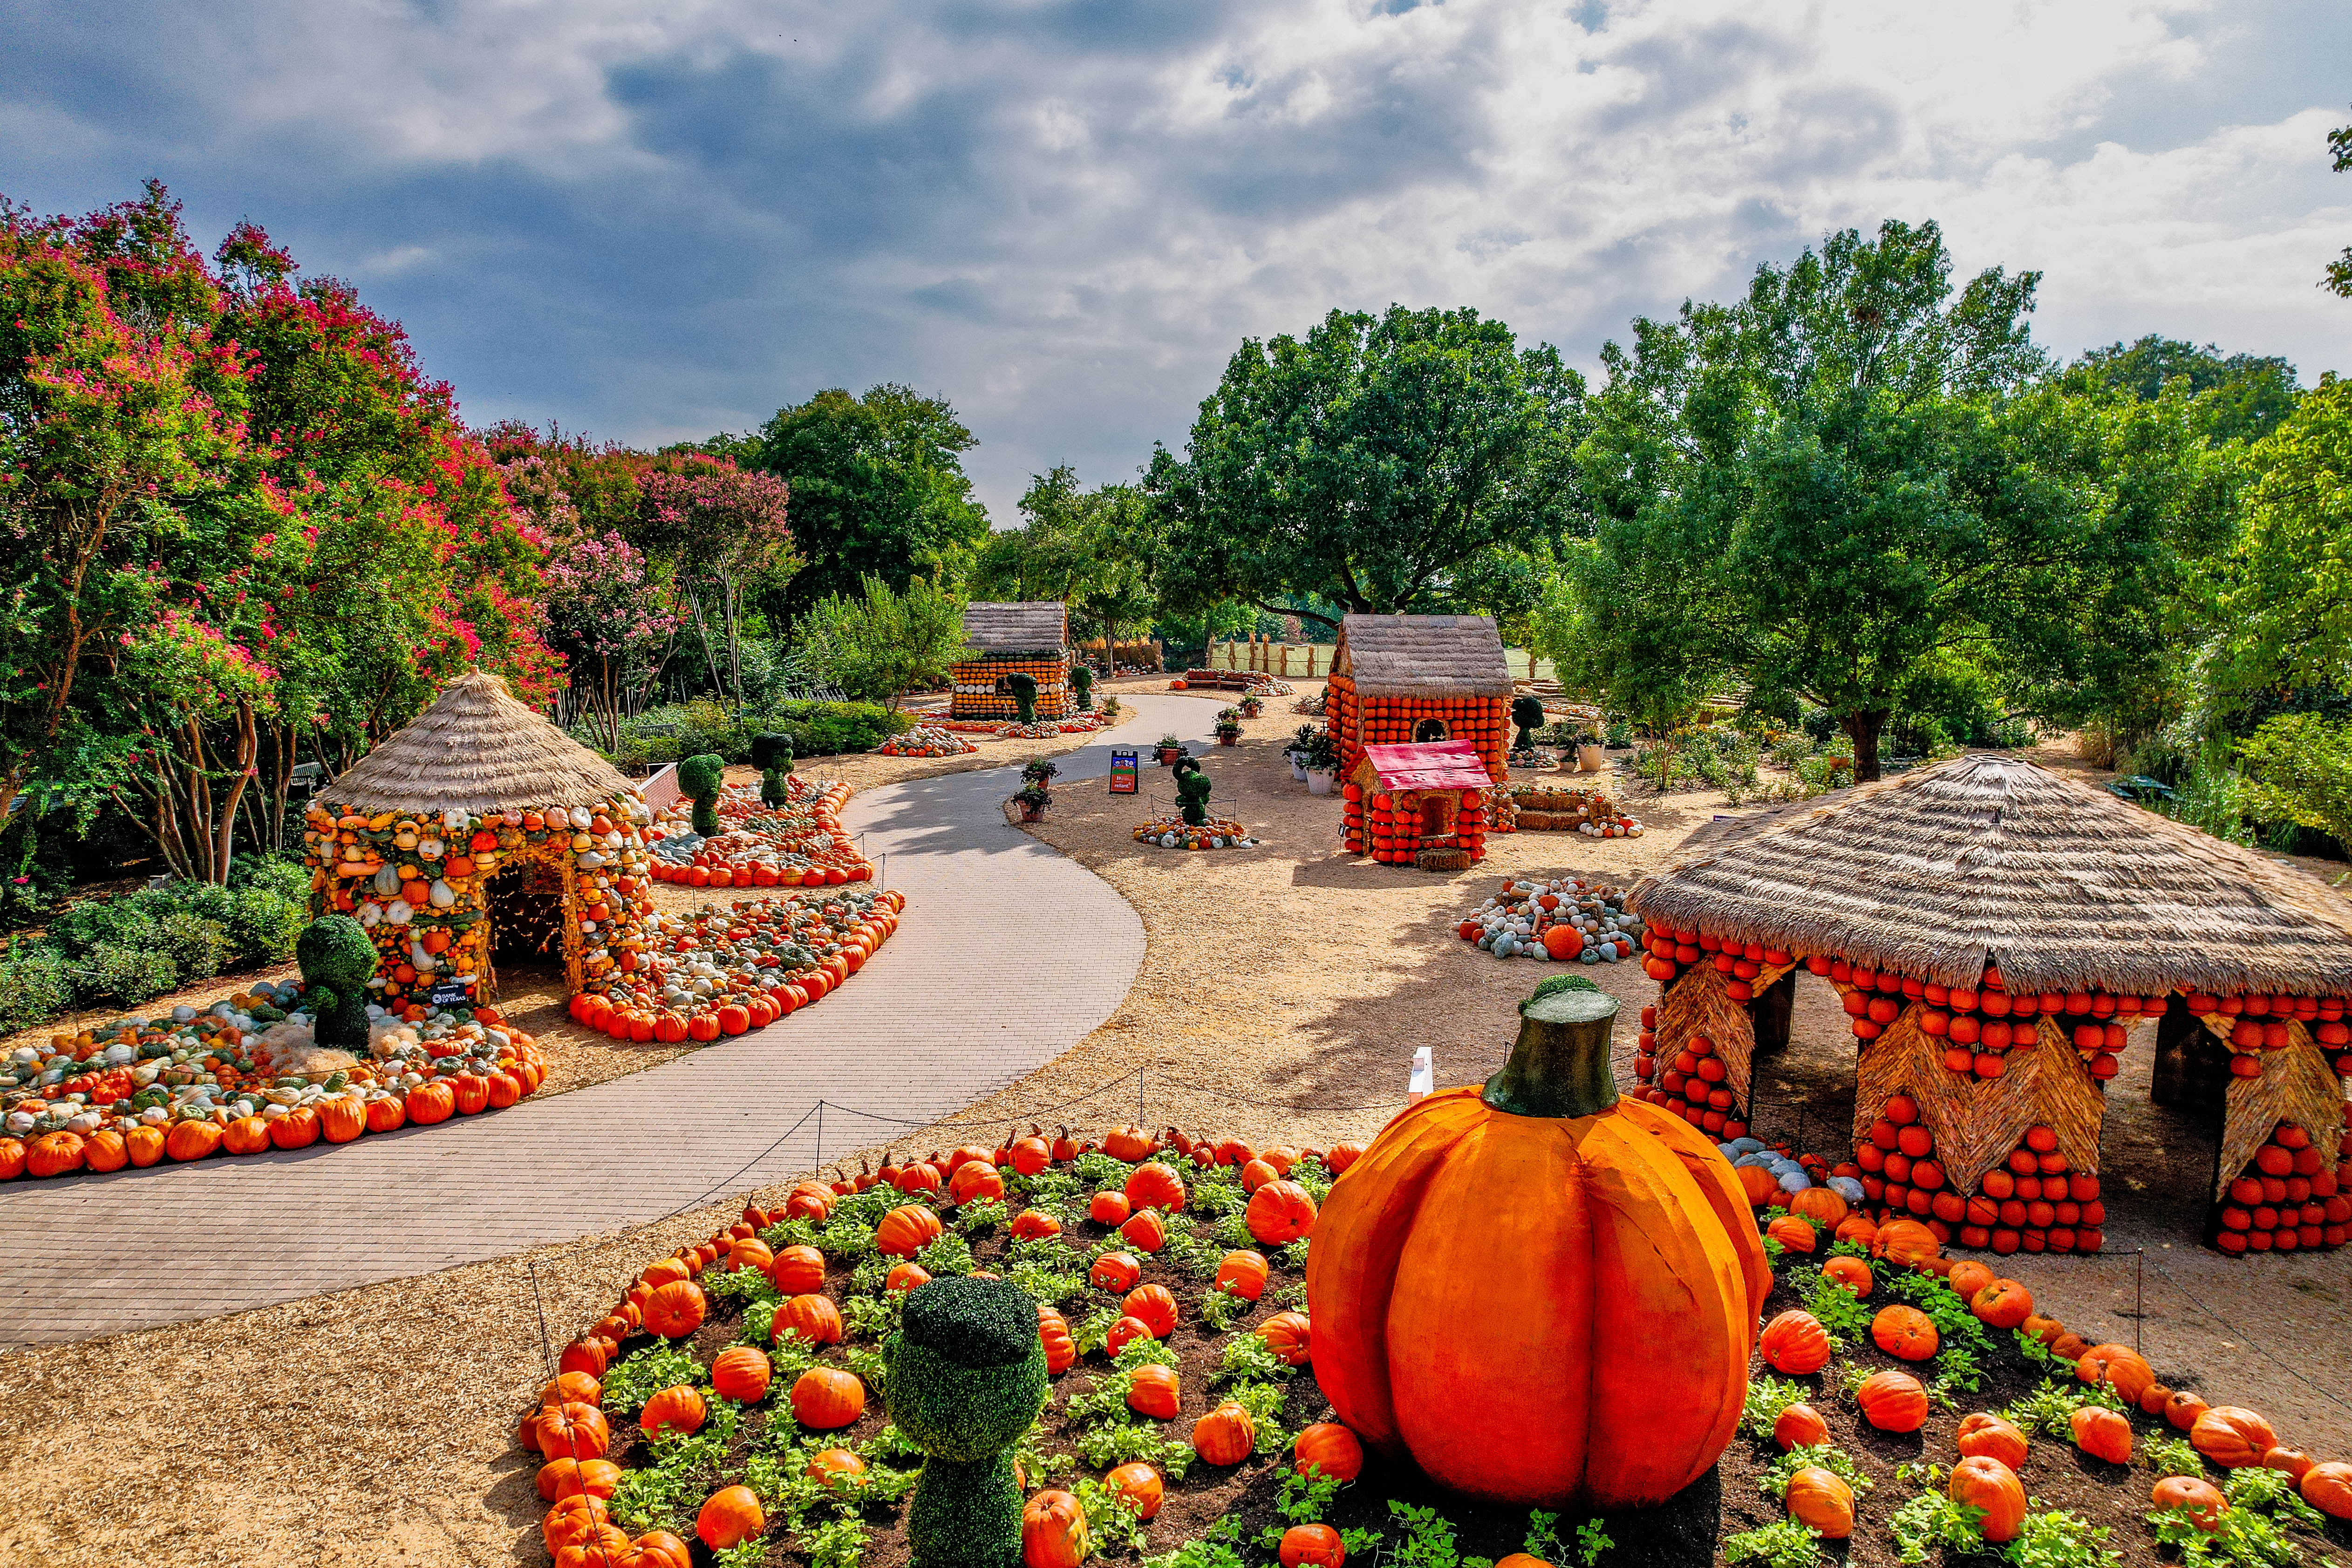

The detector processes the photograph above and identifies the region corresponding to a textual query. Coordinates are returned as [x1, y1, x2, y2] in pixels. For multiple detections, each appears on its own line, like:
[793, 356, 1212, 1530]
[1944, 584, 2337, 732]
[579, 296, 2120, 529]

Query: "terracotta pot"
[1218, 732, 1239, 746]
[1020, 804, 1045, 822]
[1158, 747, 1181, 765]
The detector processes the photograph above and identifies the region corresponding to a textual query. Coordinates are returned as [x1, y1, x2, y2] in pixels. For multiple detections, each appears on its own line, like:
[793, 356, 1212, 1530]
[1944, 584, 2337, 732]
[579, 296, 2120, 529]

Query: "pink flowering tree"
[635, 456, 795, 710]
[542, 532, 678, 752]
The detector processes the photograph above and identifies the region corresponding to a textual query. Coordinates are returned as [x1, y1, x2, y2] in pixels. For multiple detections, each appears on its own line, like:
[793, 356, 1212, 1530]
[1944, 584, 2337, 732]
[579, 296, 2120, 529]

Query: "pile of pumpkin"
[571, 888, 904, 1043]
[1, 992, 545, 1180]
[1454, 877, 1643, 964]
[874, 725, 979, 757]
[2216, 1119, 2352, 1254]
[2189, 991, 2352, 1079]
[647, 780, 873, 888]
[1847, 1096, 2108, 1256]
[1742, 1200, 2352, 1554]
[1132, 815, 1258, 851]
[1502, 783, 1644, 837]
[307, 792, 659, 1009]
[521, 1123, 1364, 1568]
[1630, 1005, 1753, 1141]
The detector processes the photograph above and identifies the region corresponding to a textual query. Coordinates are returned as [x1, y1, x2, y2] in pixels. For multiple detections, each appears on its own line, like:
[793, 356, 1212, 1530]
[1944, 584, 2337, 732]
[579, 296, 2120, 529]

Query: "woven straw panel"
[1852, 1007, 2106, 1195]
[1656, 961, 1758, 1112]
[2206, 1016, 2345, 1200]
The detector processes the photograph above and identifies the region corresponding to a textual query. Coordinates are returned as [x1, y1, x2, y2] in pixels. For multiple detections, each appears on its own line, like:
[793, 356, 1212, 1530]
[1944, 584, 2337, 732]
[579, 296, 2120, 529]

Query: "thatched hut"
[951, 601, 1070, 722]
[303, 672, 658, 1013]
[1624, 754, 2352, 1258]
[1324, 614, 1514, 783]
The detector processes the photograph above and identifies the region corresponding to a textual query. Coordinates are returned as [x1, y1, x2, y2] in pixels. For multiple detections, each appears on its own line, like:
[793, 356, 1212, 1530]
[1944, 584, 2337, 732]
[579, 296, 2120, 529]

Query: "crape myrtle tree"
[1145, 305, 1588, 631]
[1563, 218, 2217, 780]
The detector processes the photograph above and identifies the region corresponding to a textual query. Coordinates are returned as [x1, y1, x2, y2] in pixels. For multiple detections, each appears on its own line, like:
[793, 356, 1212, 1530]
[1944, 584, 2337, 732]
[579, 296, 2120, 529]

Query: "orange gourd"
[1305, 988, 1759, 1508]
[1788, 1186, 1849, 1229]
[1037, 1304, 1076, 1374]
[2153, 1475, 2228, 1531]
[1294, 1422, 1365, 1480]
[770, 1244, 826, 1295]
[711, 1346, 772, 1404]
[1759, 1310, 1831, 1375]
[2077, 1343, 2155, 1404]
[791, 1367, 865, 1429]
[1193, 1401, 1256, 1465]
[1246, 1179, 1317, 1245]
[1821, 1255, 1873, 1297]
[1216, 1250, 1270, 1301]
[1023, 1490, 1091, 1568]
[1944, 1261, 1994, 1302]
[2070, 1406, 2133, 1465]
[1785, 1467, 1854, 1538]
[1872, 1304, 1939, 1362]
[877, 1204, 944, 1258]
[1122, 1284, 1179, 1338]
[1950, 1457, 2028, 1541]
[2192, 1407, 2277, 1468]
[695, 1485, 764, 1549]
[1090, 1252, 1142, 1292]
[1773, 1404, 1828, 1451]
[1956, 1412, 2028, 1469]
[537, 1402, 611, 1460]
[1126, 1364, 1181, 1420]
[1089, 1190, 1132, 1227]
[642, 1280, 706, 1339]
[1121, 1209, 1168, 1253]
[775, 1293, 844, 1346]
[641, 1384, 707, 1439]
[1872, 1218, 1940, 1268]
[1278, 1524, 1346, 1568]
[1105, 1461, 1164, 1520]
[2165, 1391, 2211, 1432]
[1970, 1279, 2033, 1329]
[1855, 1370, 1929, 1432]
[1126, 1161, 1188, 1213]
[1766, 1214, 1817, 1254]
[2300, 1461, 2352, 1520]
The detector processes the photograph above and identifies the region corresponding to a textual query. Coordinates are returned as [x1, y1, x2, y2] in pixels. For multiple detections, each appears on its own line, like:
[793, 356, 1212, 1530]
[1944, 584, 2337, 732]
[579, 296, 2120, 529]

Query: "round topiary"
[296, 914, 377, 1050]
[678, 752, 727, 836]
[886, 1275, 1050, 1568]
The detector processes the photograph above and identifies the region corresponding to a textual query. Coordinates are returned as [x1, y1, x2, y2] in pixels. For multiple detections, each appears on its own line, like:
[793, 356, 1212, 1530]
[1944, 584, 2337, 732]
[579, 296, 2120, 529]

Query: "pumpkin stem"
[1481, 989, 1620, 1118]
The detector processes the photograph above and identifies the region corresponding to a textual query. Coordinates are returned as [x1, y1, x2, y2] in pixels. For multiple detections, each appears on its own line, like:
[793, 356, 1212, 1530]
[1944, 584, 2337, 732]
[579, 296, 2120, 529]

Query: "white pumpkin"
[427, 879, 456, 908]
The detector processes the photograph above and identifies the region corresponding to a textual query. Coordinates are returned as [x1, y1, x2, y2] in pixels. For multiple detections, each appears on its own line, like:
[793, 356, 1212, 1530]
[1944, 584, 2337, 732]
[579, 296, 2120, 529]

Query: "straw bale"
[1656, 961, 1757, 1111]
[2209, 1022, 2345, 1199]
[1627, 753, 2352, 997]
[323, 672, 634, 815]
[1332, 614, 1513, 698]
[1852, 1005, 2104, 1193]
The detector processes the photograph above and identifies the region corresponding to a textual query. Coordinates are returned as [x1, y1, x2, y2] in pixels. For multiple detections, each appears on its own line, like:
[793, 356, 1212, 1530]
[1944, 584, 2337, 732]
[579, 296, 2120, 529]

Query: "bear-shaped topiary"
[1005, 672, 1038, 727]
[751, 733, 795, 808]
[1070, 664, 1094, 712]
[297, 914, 378, 1051]
[1511, 694, 1546, 753]
[885, 1275, 1050, 1568]
[1173, 756, 1214, 827]
[678, 752, 727, 836]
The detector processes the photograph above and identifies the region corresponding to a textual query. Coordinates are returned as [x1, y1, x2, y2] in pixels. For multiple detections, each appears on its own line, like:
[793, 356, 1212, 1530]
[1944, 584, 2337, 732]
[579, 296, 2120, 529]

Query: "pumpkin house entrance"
[486, 855, 567, 969]
[1413, 718, 1450, 743]
[1624, 754, 2352, 1257]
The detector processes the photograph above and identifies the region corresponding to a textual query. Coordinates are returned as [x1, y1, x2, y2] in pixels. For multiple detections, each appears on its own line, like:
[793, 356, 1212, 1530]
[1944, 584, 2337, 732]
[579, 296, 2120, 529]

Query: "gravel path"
[0, 695, 1218, 1347]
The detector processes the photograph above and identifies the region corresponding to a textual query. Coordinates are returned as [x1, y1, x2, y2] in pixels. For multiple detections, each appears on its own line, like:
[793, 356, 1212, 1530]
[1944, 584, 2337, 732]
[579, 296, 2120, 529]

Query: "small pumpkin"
[1789, 1186, 1849, 1229]
[710, 1345, 771, 1404]
[1216, 1250, 1270, 1301]
[1950, 1456, 2028, 1542]
[1759, 1310, 1831, 1375]
[641, 1385, 707, 1439]
[877, 1204, 944, 1258]
[2299, 1461, 2352, 1520]
[2153, 1475, 2228, 1531]
[886, 1262, 933, 1295]
[1278, 1524, 1347, 1568]
[1820, 1256, 1873, 1297]
[1766, 1214, 1817, 1254]
[1089, 1190, 1132, 1226]
[2192, 1407, 2278, 1468]
[1872, 1218, 1940, 1268]
[695, 1485, 764, 1549]
[791, 1367, 866, 1429]
[2263, 1448, 2314, 1480]
[1256, 1311, 1311, 1367]
[1872, 1304, 1939, 1362]
[769, 1244, 826, 1295]
[1127, 1364, 1181, 1420]
[1785, 1466, 1854, 1538]
[537, 1402, 611, 1461]
[1855, 1370, 1929, 1432]
[806, 1449, 866, 1488]
[1956, 1412, 2028, 1470]
[1295, 1422, 1365, 1480]
[1247, 1179, 1318, 1245]
[1126, 1161, 1189, 1213]
[1023, 1490, 1090, 1568]
[1123, 1284, 1179, 1338]
[1106, 1461, 1164, 1519]
[1105, 1316, 1156, 1359]
[1091, 1252, 1143, 1292]
[2077, 1343, 2155, 1404]
[642, 1280, 706, 1339]
[1970, 1279, 2033, 1330]
[1038, 1304, 1077, 1375]
[1193, 1401, 1257, 1465]
[775, 1293, 844, 1346]
[1772, 1404, 1829, 1452]
[1121, 1209, 1169, 1253]
[2070, 1405, 2133, 1465]
[1944, 1260, 1994, 1302]
[2164, 1390, 2211, 1432]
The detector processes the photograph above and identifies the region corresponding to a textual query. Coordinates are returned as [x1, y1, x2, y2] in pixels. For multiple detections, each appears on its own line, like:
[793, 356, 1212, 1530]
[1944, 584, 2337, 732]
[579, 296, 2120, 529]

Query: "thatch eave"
[323, 672, 638, 817]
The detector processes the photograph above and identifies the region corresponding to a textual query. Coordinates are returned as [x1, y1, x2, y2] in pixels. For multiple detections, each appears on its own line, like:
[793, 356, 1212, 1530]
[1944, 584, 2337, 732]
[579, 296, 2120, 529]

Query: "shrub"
[226, 888, 307, 967]
[0, 941, 72, 1034]
[232, 855, 314, 905]
[156, 910, 234, 982]
[84, 941, 179, 1005]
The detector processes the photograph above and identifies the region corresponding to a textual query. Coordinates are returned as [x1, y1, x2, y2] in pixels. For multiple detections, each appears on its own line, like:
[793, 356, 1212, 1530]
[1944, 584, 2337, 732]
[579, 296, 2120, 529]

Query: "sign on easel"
[1108, 749, 1139, 794]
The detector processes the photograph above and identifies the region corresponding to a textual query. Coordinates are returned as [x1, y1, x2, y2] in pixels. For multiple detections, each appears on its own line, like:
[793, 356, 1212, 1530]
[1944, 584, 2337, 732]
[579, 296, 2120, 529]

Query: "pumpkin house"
[1323, 614, 1513, 784]
[950, 601, 1072, 722]
[1623, 754, 2352, 1257]
[302, 672, 658, 1013]
[1342, 740, 1494, 869]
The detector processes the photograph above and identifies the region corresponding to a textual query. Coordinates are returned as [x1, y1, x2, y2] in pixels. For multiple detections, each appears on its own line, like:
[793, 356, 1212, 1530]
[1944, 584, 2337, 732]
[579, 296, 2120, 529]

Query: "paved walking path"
[0, 695, 1221, 1347]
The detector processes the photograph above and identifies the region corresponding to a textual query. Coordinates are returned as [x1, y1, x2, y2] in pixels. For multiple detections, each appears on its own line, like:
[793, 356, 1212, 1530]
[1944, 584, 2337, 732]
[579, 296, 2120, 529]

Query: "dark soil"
[533, 1169, 2352, 1568]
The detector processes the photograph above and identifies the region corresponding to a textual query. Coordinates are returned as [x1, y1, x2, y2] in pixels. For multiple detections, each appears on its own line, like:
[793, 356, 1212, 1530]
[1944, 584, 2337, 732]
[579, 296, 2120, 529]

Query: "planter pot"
[1157, 747, 1181, 765]
[1577, 743, 1606, 773]
[1289, 757, 1309, 783]
[1019, 804, 1045, 823]
[1217, 731, 1240, 746]
[1306, 769, 1334, 797]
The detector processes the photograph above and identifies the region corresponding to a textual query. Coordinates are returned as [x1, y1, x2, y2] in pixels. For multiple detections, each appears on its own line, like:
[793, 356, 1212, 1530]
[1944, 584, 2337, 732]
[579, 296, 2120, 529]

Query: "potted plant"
[1216, 708, 1243, 746]
[1286, 724, 1320, 782]
[1303, 730, 1342, 796]
[1239, 694, 1264, 719]
[1022, 757, 1060, 798]
[1013, 782, 1051, 822]
[1156, 734, 1183, 766]
[1575, 726, 1607, 774]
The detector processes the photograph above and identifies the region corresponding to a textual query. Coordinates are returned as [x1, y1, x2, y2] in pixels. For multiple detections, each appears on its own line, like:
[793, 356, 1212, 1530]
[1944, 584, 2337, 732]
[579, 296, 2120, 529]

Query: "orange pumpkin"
[2077, 1343, 2155, 1403]
[711, 1345, 772, 1404]
[2164, 1391, 2211, 1432]
[2070, 1406, 2133, 1465]
[1089, 1190, 1132, 1227]
[1872, 1218, 1940, 1268]
[1956, 1412, 2029, 1469]
[221, 1116, 271, 1156]
[2192, 1407, 2278, 1468]
[775, 1293, 844, 1346]
[1101, 1124, 1156, 1161]
[2263, 1448, 2315, 1480]
[165, 1119, 223, 1161]
[1247, 1179, 1318, 1245]
[791, 1367, 865, 1429]
[537, 1457, 622, 1502]
[537, 1402, 612, 1460]
[695, 1485, 764, 1549]
[1038, 1304, 1077, 1374]
[877, 1204, 944, 1258]
[1872, 1305, 1939, 1362]
[1765, 1214, 1817, 1254]
[1121, 1209, 1169, 1253]
[887, 1262, 933, 1295]
[1785, 1467, 1854, 1538]
[1023, 1490, 1091, 1568]
[1105, 1461, 1164, 1520]
[1278, 1524, 1346, 1568]
[769, 1244, 826, 1295]
[1126, 1364, 1181, 1420]
[1010, 1209, 1062, 1242]
[1294, 1422, 1365, 1481]
[1950, 1457, 2028, 1541]
[1305, 989, 1759, 1508]
[1855, 1370, 1929, 1432]
[807, 1449, 866, 1488]
[1943, 1260, 1993, 1301]
[642, 1280, 706, 1339]
[1193, 1400, 1257, 1465]
[2153, 1475, 2229, 1531]
[1216, 1250, 1270, 1301]
[2300, 1461, 2352, 1520]
[1737, 1166, 1781, 1206]
[1788, 1186, 1849, 1229]
[1759, 1310, 1831, 1375]
[641, 1385, 707, 1439]
[1821, 1255, 1873, 1297]
[1257, 1311, 1311, 1367]
[1125, 1161, 1188, 1213]
[726, 1237, 775, 1275]
[318, 1097, 367, 1144]
[1122, 1284, 1179, 1338]
[1970, 1279, 2033, 1330]
[1773, 1404, 1829, 1452]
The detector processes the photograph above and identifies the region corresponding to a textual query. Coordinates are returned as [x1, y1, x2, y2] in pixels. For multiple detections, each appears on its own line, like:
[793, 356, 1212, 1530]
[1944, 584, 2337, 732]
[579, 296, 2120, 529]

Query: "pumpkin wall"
[1322, 679, 1509, 784]
[1629, 919, 2352, 1258]
[948, 653, 1072, 721]
[305, 794, 657, 1012]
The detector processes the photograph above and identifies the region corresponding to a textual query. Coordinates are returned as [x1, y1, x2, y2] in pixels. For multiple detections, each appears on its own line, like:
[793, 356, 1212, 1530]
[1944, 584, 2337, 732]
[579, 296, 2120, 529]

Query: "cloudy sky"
[6, 0, 2348, 520]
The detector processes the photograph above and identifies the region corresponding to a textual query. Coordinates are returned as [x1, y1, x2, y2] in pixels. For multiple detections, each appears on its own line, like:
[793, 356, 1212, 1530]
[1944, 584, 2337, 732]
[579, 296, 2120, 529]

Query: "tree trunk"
[1842, 709, 1890, 783]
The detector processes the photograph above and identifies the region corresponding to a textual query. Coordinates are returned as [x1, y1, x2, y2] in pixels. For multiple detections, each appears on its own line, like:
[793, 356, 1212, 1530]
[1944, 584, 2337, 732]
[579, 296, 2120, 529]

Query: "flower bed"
[648, 781, 873, 890]
[514, 1125, 2352, 1568]
[875, 726, 981, 758]
[1455, 877, 1645, 964]
[1133, 816, 1258, 851]
[573, 889, 904, 1043]
[1, 981, 546, 1180]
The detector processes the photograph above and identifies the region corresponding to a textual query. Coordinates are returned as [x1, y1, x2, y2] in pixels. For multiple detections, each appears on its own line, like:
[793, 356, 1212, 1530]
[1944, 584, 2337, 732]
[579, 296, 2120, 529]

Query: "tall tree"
[2327, 115, 2352, 300]
[973, 466, 1163, 645]
[1146, 305, 1586, 629]
[2060, 335, 2299, 444]
[745, 385, 989, 620]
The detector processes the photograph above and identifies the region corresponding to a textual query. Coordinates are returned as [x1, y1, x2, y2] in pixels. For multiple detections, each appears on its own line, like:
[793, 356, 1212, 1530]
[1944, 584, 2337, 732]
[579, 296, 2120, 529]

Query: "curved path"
[0, 695, 1221, 1347]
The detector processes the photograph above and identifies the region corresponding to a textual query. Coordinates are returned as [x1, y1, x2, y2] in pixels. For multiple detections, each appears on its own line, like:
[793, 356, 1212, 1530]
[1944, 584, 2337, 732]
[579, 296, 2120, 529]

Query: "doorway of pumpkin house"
[486, 855, 566, 995]
[1413, 718, 1450, 743]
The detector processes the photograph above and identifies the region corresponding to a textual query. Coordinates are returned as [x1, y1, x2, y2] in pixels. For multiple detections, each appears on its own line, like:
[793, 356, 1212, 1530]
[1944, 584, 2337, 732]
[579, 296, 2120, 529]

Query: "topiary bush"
[1511, 695, 1546, 752]
[1070, 665, 1094, 712]
[1006, 672, 1037, 727]
[1174, 756, 1213, 827]
[885, 1275, 1050, 1568]
[751, 733, 795, 808]
[678, 753, 727, 836]
[0, 941, 72, 1035]
[297, 914, 377, 1051]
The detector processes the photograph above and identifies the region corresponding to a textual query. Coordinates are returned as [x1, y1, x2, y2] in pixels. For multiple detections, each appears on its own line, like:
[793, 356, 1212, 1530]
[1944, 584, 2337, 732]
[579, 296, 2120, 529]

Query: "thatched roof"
[1335, 614, 1512, 697]
[961, 601, 1065, 654]
[325, 672, 636, 815]
[1626, 754, 2352, 996]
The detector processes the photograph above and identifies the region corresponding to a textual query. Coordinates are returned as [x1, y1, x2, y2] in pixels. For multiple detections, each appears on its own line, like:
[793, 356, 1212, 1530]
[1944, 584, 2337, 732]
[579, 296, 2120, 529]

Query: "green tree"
[974, 466, 1163, 645]
[2212, 375, 2352, 699]
[2238, 712, 2352, 846]
[746, 385, 989, 619]
[1145, 305, 1587, 629]
[2060, 335, 2298, 444]
[2327, 116, 2352, 299]
[794, 573, 969, 709]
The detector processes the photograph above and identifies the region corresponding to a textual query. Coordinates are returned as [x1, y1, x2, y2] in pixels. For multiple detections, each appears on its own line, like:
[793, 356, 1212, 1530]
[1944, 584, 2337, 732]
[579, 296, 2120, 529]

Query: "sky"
[5, 0, 2349, 523]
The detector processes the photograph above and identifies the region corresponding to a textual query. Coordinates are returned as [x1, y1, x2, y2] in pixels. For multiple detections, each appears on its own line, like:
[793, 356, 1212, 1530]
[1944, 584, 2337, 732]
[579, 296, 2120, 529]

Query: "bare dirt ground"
[3, 699, 2348, 1568]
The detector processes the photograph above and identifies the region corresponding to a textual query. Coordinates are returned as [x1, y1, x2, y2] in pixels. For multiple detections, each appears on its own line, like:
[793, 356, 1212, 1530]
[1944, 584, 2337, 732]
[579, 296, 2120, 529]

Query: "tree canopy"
[972, 466, 1162, 645]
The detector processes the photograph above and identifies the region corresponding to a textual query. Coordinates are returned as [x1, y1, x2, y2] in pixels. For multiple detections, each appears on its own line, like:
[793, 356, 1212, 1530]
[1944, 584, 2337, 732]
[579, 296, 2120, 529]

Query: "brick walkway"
[0, 695, 1222, 1346]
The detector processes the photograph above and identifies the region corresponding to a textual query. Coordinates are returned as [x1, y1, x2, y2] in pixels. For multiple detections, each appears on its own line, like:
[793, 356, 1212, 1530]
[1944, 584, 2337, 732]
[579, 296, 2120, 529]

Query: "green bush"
[227, 889, 307, 966]
[232, 855, 314, 905]
[157, 910, 234, 981]
[615, 698, 914, 767]
[764, 699, 914, 757]
[0, 941, 72, 1034]
[85, 941, 179, 1005]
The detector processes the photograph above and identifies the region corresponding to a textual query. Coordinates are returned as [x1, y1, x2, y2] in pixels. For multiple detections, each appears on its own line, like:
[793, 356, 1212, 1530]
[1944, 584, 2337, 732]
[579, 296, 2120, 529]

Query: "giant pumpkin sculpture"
[1308, 982, 1765, 1509]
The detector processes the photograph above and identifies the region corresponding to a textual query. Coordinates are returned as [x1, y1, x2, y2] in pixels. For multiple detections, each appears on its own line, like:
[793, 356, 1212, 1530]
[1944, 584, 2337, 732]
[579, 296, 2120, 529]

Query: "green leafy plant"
[1887, 1467, 1988, 1566]
[2002, 1378, 2123, 1438]
[2142, 1434, 2205, 1479]
[1722, 1519, 1824, 1568]
[598, 1343, 706, 1417]
[1760, 1444, 1875, 1500]
[1740, 1376, 1814, 1439]
[2006, 1508, 2121, 1568]
[1385, 1500, 1495, 1568]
